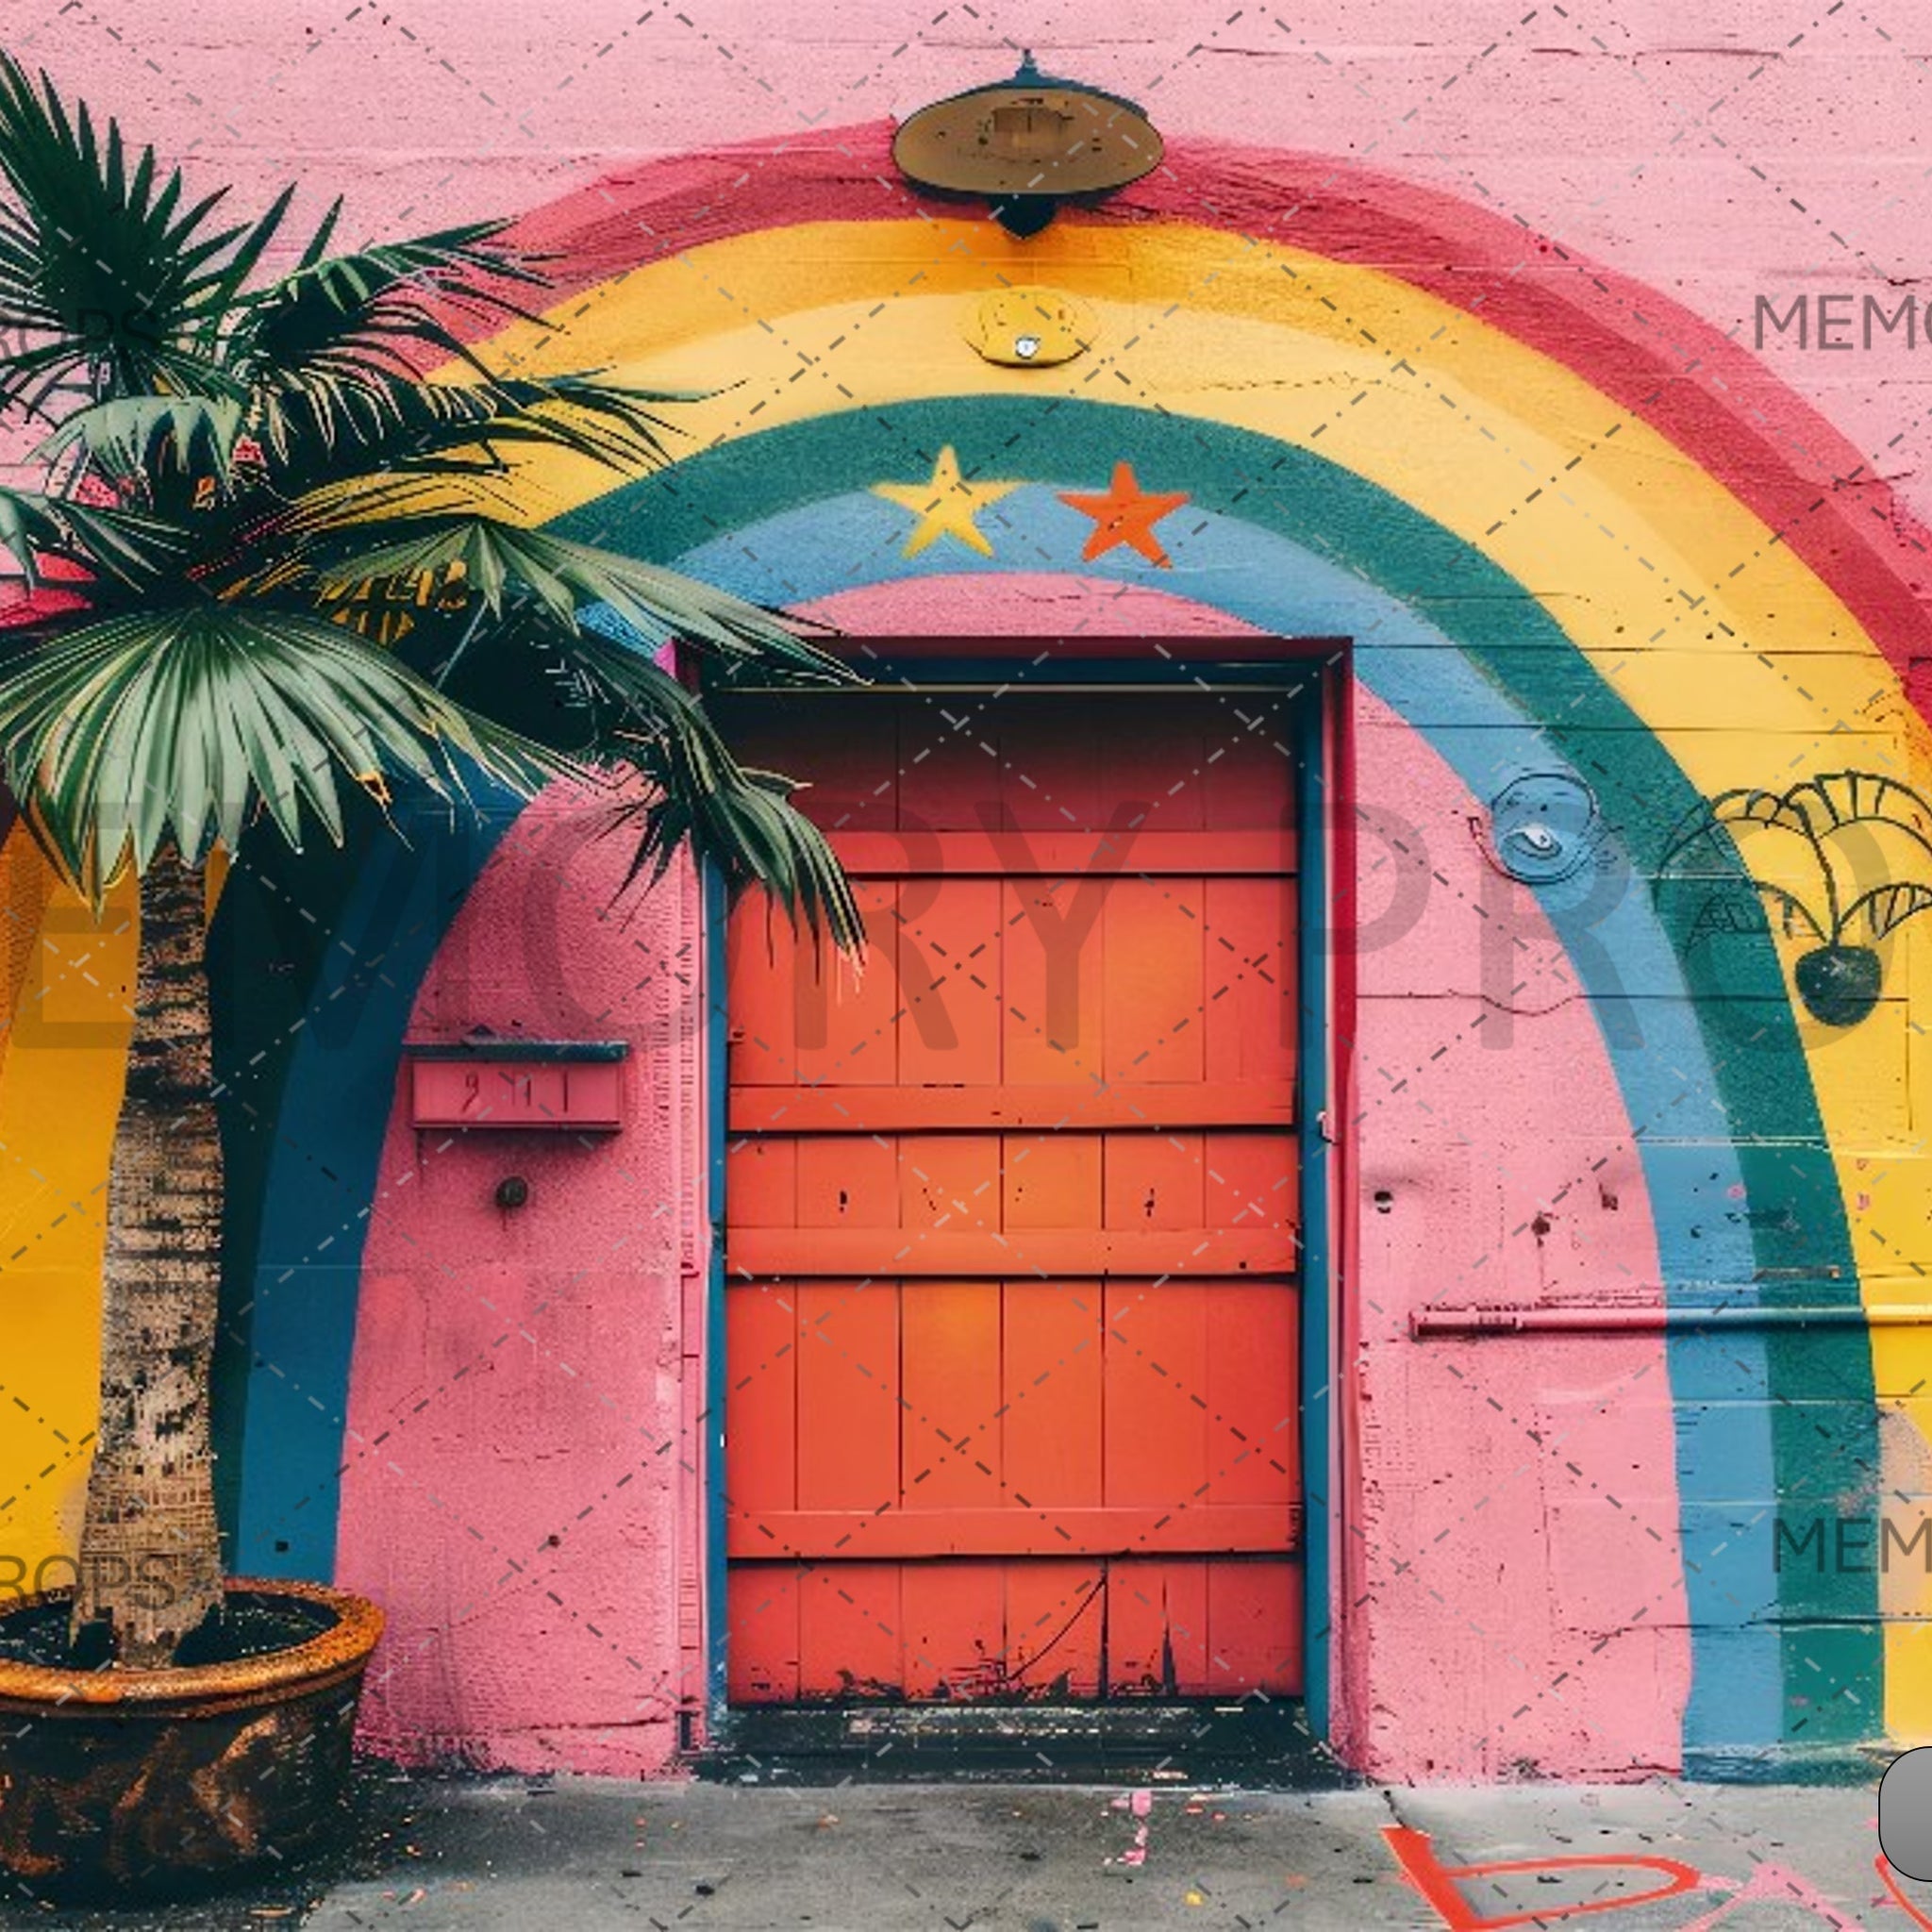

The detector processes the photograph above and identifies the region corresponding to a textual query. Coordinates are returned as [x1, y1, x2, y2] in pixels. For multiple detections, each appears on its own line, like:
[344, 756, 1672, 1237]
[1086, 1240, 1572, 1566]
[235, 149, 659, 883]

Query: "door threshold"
[694, 1703, 1350, 1788]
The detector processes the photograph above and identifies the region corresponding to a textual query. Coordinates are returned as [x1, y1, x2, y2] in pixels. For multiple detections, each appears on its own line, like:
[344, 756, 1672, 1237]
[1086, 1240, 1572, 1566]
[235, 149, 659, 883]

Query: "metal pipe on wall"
[1409, 1305, 1932, 1337]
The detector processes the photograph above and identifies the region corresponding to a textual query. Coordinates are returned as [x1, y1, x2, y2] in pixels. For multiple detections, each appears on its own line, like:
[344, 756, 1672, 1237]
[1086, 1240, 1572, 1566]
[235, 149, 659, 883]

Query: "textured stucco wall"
[334, 785, 707, 1775]
[8, 1, 1925, 508]
[5, 0, 1930, 1785]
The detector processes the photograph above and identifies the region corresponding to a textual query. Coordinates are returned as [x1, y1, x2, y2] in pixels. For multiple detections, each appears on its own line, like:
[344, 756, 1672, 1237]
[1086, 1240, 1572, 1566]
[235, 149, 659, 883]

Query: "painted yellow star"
[871, 445, 1020, 558]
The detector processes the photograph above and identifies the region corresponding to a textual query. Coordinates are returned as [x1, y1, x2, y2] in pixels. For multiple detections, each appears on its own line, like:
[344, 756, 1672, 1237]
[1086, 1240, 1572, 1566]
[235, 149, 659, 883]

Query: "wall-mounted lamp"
[892, 51, 1164, 238]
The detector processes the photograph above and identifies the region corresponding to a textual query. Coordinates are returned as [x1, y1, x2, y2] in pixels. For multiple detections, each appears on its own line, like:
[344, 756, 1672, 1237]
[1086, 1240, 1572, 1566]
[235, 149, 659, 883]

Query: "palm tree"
[1659, 772, 1932, 1027]
[0, 52, 860, 1669]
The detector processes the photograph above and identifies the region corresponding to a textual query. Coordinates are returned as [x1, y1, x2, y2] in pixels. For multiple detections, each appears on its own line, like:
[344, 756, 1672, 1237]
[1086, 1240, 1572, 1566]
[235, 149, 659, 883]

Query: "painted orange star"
[1058, 462, 1191, 568]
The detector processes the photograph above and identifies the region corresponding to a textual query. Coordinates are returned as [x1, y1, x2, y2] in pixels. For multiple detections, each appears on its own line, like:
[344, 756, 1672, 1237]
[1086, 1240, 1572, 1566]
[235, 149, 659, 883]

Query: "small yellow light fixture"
[961, 286, 1097, 366]
[893, 52, 1163, 239]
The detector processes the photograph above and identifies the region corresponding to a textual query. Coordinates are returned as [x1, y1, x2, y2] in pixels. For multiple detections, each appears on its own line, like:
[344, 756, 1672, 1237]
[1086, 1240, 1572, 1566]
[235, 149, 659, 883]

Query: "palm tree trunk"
[72, 843, 224, 1667]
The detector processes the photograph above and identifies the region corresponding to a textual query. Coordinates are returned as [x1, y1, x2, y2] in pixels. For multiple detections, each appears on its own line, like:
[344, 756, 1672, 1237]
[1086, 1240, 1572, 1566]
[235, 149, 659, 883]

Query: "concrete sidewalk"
[2, 1773, 1914, 1931]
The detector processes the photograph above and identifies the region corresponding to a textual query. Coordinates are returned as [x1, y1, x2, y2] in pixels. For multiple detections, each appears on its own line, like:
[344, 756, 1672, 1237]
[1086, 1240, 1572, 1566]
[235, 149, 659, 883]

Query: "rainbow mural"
[8, 127, 1932, 1780]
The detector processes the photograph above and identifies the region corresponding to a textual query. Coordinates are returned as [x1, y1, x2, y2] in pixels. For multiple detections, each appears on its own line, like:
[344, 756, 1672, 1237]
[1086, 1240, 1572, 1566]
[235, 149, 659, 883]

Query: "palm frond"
[251, 368, 704, 497]
[301, 515, 851, 682]
[545, 623, 861, 953]
[231, 217, 547, 391]
[625, 752, 864, 958]
[0, 604, 565, 896]
[0, 52, 279, 411]
[0, 483, 189, 589]
[36, 393, 245, 488]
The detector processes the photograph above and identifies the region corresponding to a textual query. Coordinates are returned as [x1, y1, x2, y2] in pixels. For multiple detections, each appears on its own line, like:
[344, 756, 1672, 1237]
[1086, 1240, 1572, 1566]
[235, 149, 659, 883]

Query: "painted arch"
[214, 142, 1932, 1769]
[8, 129, 1932, 1781]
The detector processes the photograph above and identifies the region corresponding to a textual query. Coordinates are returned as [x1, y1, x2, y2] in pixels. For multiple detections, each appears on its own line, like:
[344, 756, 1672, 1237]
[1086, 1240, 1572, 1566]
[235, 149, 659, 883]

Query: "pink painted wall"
[335, 781, 708, 1775]
[8, 3, 1920, 521]
[1346, 709, 1686, 1781]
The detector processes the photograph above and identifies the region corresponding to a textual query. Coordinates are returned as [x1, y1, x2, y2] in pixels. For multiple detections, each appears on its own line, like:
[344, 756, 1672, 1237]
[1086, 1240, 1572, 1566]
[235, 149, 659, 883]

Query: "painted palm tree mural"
[1659, 772, 1932, 1027]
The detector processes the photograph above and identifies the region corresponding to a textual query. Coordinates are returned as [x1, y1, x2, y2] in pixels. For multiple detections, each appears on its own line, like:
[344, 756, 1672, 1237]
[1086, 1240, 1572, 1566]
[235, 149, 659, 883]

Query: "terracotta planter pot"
[0, 1578, 382, 1898]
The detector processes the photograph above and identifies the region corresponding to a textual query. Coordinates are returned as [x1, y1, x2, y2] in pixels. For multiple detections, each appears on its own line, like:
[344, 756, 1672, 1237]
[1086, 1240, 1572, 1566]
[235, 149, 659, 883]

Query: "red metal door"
[721, 689, 1303, 1703]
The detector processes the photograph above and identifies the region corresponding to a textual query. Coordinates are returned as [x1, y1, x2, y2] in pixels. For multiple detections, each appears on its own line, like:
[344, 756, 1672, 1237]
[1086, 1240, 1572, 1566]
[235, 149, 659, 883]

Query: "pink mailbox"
[405, 1041, 627, 1132]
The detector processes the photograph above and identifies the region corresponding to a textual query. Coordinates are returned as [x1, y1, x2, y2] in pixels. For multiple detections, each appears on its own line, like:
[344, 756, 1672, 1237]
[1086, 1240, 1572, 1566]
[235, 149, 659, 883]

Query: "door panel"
[1103, 1280, 1210, 1508]
[1108, 1558, 1209, 1696]
[1004, 1132, 1102, 1229]
[1106, 1132, 1206, 1229]
[721, 690, 1306, 1706]
[903, 1560, 1006, 1697]
[792, 882, 898, 1088]
[725, 1285, 796, 1514]
[1003, 876, 1108, 1081]
[728, 1561, 801, 1703]
[794, 1282, 897, 1510]
[1005, 1560, 1106, 1698]
[799, 1562, 902, 1699]
[1002, 1280, 1105, 1511]
[1102, 877, 1206, 1084]
[1208, 1283, 1302, 1506]
[902, 1282, 1003, 1509]
[899, 876, 1002, 1084]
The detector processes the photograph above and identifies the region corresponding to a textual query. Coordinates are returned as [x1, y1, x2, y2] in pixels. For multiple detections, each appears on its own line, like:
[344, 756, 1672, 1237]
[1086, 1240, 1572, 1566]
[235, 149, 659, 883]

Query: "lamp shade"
[892, 52, 1163, 225]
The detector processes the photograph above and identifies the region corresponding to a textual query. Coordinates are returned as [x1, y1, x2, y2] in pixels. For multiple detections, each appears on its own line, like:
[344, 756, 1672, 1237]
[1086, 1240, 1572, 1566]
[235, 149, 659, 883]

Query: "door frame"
[694, 637, 1355, 1756]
